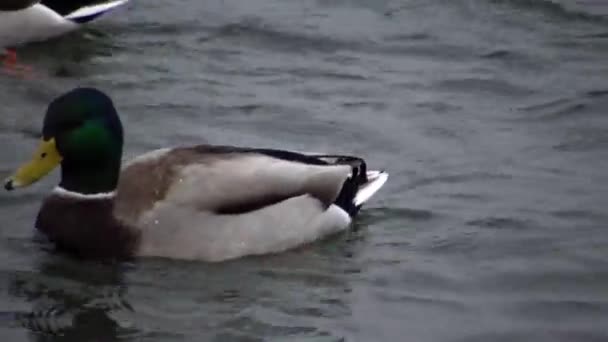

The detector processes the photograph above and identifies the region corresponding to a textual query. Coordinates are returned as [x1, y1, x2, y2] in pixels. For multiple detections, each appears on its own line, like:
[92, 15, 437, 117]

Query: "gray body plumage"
[113, 147, 358, 261]
[0, 0, 128, 49]
[35, 145, 387, 261]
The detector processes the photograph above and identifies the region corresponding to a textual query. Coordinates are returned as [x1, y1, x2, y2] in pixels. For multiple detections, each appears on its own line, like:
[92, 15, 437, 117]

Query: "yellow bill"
[4, 138, 62, 191]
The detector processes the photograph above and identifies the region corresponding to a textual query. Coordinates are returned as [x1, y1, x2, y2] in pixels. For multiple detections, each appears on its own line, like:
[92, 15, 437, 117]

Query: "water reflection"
[6, 256, 136, 341]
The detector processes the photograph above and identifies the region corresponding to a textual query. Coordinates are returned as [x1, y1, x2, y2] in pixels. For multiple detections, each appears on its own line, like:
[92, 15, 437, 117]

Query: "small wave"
[13, 307, 72, 336]
[257, 269, 344, 288]
[407, 172, 512, 190]
[519, 98, 572, 112]
[211, 19, 360, 54]
[434, 78, 533, 97]
[457, 330, 608, 342]
[526, 102, 589, 121]
[479, 269, 608, 295]
[0, 192, 44, 207]
[374, 290, 468, 313]
[288, 68, 370, 81]
[516, 95, 601, 122]
[383, 32, 433, 42]
[587, 89, 608, 98]
[384, 3, 431, 17]
[480, 50, 513, 59]
[480, 49, 549, 71]
[467, 217, 532, 230]
[362, 207, 436, 222]
[579, 31, 608, 38]
[489, 0, 608, 24]
[381, 43, 475, 61]
[552, 209, 608, 222]
[128, 20, 208, 36]
[393, 269, 468, 292]
[503, 298, 608, 321]
[220, 315, 318, 339]
[446, 193, 487, 202]
[553, 128, 608, 152]
[415, 101, 462, 113]
[341, 101, 388, 111]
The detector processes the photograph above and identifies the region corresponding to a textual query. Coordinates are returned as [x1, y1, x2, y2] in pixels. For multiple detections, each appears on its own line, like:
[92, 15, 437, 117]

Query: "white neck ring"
[52, 186, 116, 200]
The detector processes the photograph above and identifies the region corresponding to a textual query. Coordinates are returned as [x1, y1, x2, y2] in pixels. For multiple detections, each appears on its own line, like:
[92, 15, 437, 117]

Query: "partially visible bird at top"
[0, 0, 130, 76]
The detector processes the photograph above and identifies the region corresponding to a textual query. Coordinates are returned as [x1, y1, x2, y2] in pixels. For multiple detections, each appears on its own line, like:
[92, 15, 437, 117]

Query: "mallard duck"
[1, 0, 129, 68]
[4, 88, 388, 261]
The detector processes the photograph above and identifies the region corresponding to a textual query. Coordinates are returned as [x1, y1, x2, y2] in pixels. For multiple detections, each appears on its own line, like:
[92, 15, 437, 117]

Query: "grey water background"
[1, 0, 607, 341]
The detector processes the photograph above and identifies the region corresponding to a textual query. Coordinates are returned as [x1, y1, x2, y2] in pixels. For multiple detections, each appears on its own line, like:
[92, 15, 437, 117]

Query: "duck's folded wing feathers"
[164, 152, 351, 213]
[114, 146, 353, 224]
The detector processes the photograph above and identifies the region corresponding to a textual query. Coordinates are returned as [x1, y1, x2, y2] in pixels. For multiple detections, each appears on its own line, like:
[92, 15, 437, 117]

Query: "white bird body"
[0, 5, 75, 48]
[0, 0, 129, 49]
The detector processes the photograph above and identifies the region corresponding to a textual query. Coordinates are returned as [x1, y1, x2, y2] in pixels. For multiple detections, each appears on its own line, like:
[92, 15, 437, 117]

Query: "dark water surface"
[1, 0, 608, 341]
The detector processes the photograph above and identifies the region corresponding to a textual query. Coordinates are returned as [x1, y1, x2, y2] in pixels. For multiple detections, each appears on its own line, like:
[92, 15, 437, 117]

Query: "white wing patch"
[64, 0, 129, 20]
[354, 171, 389, 206]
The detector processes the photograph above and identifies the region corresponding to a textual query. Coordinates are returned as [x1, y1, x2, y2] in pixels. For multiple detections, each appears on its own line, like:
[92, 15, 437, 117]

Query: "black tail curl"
[311, 155, 369, 217]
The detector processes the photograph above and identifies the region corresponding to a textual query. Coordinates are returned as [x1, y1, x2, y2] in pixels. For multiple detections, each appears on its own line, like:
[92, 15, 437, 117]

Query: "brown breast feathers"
[35, 195, 140, 259]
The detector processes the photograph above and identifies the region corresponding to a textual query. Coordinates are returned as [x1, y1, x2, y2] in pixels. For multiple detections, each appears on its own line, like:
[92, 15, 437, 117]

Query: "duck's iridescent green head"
[5, 88, 124, 194]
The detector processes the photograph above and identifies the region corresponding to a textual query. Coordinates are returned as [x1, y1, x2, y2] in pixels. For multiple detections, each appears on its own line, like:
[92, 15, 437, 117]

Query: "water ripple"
[467, 217, 532, 230]
[490, 0, 608, 23]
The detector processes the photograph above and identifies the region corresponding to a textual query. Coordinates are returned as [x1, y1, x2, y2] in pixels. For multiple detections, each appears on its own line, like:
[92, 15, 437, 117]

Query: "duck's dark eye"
[40, 153, 47, 159]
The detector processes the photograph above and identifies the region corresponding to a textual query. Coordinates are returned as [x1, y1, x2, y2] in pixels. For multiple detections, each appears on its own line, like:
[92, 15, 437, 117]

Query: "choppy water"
[1, 0, 608, 341]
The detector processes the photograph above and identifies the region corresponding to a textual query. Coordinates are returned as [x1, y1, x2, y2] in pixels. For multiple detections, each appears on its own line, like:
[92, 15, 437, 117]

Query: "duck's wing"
[114, 145, 387, 261]
[114, 145, 360, 222]
[0, 0, 39, 11]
